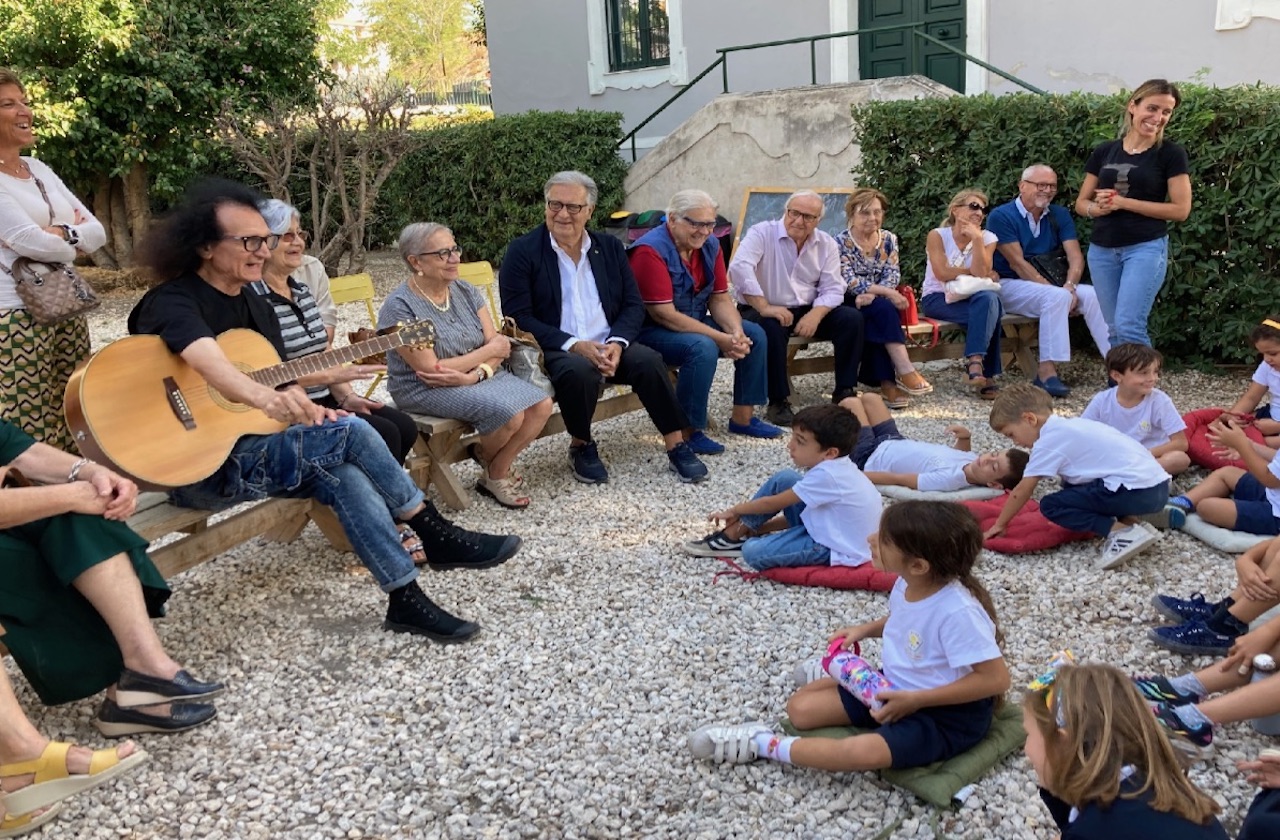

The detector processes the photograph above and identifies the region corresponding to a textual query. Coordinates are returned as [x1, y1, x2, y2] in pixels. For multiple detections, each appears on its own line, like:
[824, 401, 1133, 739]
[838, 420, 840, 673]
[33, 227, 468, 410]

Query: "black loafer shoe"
[95, 698, 217, 738]
[115, 668, 225, 707]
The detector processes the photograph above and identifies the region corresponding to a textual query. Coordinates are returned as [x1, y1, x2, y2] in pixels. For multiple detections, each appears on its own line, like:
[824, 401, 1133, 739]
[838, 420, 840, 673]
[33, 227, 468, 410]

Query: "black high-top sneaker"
[384, 581, 480, 643]
[403, 501, 521, 571]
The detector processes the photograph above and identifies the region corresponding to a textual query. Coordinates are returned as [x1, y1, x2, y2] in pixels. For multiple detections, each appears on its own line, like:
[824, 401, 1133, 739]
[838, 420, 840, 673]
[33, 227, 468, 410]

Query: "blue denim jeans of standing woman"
[638, 315, 768, 431]
[920, 289, 1004, 378]
[1086, 236, 1168, 347]
[737, 468, 830, 570]
[169, 416, 422, 592]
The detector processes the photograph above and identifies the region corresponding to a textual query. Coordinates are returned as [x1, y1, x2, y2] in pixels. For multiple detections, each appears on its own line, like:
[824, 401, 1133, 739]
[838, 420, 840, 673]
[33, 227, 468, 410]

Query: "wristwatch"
[56, 224, 80, 246]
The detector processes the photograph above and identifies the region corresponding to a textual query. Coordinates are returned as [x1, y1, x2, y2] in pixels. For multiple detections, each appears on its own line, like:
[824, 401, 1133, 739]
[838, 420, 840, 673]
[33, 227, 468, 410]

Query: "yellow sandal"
[0, 803, 61, 838]
[0, 742, 148, 816]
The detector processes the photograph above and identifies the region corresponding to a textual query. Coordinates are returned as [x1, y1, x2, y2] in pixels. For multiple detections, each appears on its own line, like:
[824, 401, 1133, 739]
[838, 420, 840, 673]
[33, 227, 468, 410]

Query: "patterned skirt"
[0, 309, 90, 452]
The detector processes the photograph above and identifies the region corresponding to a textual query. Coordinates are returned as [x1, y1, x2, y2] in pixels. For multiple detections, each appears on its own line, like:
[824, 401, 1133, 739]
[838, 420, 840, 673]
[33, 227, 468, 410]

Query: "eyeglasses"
[547, 200, 590, 216]
[963, 202, 987, 213]
[785, 207, 820, 224]
[1023, 180, 1058, 192]
[280, 230, 310, 244]
[679, 216, 718, 232]
[415, 246, 463, 261]
[221, 234, 281, 252]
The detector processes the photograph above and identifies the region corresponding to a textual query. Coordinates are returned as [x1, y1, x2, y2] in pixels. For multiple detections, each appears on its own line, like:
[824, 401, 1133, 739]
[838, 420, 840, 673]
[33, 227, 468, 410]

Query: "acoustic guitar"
[64, 322, 434, 490]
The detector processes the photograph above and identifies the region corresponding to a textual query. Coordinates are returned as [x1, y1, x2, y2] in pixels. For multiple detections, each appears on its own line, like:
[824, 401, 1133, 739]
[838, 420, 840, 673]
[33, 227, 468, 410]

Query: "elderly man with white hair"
[727, 190, 865, 426]
[988, 163, 1111, 397]
[628, 189, 783, 455]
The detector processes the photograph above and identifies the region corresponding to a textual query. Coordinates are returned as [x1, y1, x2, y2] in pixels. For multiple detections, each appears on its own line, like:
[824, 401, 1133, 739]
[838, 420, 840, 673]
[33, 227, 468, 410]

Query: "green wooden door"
[858, 0, 966, 93]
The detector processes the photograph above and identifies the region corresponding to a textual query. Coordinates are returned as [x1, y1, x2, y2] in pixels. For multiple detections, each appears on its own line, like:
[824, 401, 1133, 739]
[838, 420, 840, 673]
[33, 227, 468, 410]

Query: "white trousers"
[998, 279, 1111, 363]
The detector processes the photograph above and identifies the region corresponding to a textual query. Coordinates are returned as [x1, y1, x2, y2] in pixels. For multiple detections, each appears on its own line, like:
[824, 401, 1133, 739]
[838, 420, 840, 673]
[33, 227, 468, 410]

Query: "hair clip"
[1263, 319, 1280, 330]
[1027, 650, 1076, 728]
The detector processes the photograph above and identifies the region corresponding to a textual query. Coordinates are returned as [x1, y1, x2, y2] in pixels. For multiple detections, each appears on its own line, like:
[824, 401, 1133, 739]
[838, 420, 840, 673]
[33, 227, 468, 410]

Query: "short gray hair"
[257, 198, 299, 235]
[785, 189, 825, 220]
[666, 189, 717, 221]
[1020, 163, 1055, 181]
[398, 222, 452, 269]
[544, 171, 598, 207]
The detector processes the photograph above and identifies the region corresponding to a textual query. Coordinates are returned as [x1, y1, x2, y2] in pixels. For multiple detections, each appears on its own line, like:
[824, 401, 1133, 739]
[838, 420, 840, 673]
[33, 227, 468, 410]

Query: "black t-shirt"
[128, 272, 287, 358]
[1085, 139, 1189, 248]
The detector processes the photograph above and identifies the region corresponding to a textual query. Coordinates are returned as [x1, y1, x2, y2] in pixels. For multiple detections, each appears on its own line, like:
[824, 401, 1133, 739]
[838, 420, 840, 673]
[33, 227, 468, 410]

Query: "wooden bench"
[786, 314, 1042, 384]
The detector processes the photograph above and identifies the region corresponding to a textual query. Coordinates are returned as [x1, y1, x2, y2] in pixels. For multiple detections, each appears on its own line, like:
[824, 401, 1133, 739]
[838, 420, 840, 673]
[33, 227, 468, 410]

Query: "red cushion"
[1183, 407, 1264, 470]
[760, 564, 898, 592]
[961, 495, 1094, 554]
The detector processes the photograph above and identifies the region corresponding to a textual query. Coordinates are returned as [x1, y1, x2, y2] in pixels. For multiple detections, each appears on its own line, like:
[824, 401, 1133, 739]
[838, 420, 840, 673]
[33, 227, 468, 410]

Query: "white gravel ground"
[11, 257, 1274, 839]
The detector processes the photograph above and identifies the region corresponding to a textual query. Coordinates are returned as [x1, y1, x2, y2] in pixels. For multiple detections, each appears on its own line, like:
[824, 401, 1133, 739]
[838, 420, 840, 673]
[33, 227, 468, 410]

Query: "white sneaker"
[790, 656, 827, 688]
[1097, 522, 1162, 571]
[688, 721, 772, 763]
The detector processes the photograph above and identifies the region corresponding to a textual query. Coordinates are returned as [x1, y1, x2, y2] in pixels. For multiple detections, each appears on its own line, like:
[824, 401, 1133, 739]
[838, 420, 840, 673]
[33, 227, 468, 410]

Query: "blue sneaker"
[1151, 592, 1218, 623]
[667, 442, 709, 483]
[569, 442, 608, 484]
[686, 430, 726, 455]
[1032, 375, 1071, 398]
[1151, 701, 1214, 754]
[727, 416, 784, 439]
[1131, 674, 1202, 705]
[1148, 618, 1240, 656]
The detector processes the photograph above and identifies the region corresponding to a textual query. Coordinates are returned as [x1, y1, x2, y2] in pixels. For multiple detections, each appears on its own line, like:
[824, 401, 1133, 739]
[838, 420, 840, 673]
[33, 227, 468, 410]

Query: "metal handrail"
[616, 24, 1046, 161]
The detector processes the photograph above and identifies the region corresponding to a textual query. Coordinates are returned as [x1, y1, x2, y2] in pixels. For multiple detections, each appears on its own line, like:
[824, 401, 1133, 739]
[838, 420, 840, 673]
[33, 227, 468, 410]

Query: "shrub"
[851, 84, 1280, 366]
[372, 109, 629, 266]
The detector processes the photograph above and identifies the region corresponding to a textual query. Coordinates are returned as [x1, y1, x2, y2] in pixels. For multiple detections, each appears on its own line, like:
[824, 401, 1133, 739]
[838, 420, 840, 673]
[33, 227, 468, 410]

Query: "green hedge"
[372, 109, 629, 266]
[851, 84, 1280, 366]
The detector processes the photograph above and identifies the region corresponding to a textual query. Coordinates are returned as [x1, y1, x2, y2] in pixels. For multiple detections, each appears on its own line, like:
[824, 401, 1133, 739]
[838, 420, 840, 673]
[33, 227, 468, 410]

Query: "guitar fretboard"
[245, 328, 425, 388]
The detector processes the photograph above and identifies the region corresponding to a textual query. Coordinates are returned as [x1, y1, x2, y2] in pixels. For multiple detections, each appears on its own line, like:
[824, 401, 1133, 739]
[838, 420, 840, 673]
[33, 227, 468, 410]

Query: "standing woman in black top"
[1074, 79, 1192, 349]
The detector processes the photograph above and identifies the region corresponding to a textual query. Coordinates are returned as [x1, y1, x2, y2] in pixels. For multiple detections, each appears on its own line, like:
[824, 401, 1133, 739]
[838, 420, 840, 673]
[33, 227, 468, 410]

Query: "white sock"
[751, 731, 796, 764]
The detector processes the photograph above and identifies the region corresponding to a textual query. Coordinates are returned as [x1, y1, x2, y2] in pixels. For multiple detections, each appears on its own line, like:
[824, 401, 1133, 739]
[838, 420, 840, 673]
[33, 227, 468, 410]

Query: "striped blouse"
[246, 277, 331, 399]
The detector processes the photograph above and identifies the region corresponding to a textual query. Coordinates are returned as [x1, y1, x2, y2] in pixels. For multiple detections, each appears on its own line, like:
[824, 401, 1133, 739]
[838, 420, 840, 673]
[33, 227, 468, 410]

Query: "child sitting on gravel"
[987, 383, 1171, 570]
[1166, 415, 1280, 536]
[840, 392, 1028, 492]
[683, 404, 879, 569]
[1147, 534, 1280, 656]
[1024, 662, 1227, 838]
[1082, 344, 1190, 476]
[688, 502, 1010, 773]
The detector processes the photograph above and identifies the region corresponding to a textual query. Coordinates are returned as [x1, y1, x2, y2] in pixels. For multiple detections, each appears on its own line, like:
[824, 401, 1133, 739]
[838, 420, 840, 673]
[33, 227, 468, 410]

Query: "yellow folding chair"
[456, 260, 500, 323]
[328, 272, 384, 398]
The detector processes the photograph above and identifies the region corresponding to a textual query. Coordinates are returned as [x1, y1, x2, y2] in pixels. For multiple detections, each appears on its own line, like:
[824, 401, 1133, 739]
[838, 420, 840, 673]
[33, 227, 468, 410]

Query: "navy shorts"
[1257, 404, 1273, 421]
[1232, 472, 1280, 536]
[837, 685, 995, 769]
[851, 419, 905, 469]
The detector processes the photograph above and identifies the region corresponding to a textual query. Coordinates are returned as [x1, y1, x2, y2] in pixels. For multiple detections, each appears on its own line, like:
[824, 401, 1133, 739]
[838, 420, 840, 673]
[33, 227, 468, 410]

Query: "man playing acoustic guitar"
[125, 179, 519, 644]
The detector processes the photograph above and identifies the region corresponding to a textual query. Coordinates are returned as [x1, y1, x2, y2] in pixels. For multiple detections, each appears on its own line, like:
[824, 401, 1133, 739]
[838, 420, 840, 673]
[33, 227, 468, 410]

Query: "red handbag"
[898, 285, 919, 326]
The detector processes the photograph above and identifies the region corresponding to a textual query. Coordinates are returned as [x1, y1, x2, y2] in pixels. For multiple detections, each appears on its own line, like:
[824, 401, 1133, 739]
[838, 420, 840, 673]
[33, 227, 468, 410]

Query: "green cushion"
[781, 702, 1026, 808]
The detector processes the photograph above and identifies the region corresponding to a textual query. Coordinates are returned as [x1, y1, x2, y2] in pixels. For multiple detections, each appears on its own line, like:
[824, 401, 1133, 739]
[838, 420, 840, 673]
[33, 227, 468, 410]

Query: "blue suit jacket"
[498, 224, 644, 351]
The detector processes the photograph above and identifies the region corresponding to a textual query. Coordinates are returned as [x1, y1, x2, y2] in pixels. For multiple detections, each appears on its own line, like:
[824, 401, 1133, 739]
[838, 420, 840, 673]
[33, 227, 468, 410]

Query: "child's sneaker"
[1137, 505, 1187, 530]
[1148, 618, 1240, 656]
[1096, 522, 1161, 570]
[790, 656, 827, 687]
[1151, 701, 1214, 756]
[1150, 592, 1218, 623]
[683, 529, 746, 558]
[1131, 674, 1203, 705]
[688, 721, 772, 763]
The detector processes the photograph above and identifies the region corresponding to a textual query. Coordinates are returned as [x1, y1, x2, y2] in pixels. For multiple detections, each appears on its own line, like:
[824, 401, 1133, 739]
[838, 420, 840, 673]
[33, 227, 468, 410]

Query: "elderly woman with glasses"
[378, 223, 553, 509]
[921, 189, 1004, 400]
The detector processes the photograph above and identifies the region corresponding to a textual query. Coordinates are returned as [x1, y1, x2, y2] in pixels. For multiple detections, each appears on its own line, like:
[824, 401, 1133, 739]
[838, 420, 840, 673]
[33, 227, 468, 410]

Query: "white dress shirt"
[550, 232, 614, 350]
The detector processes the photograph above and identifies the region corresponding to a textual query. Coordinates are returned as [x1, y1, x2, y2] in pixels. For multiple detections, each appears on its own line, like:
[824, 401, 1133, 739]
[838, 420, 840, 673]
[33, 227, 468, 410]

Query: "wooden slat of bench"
[148, 498, 313, 579]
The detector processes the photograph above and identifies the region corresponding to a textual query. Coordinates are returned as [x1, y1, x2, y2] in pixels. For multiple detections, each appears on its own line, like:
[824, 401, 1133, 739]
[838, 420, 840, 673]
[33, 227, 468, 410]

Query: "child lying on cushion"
[987, 383, 1170, 570]
[839, 392, 1027, 492]
[688, 501, 1010, 773]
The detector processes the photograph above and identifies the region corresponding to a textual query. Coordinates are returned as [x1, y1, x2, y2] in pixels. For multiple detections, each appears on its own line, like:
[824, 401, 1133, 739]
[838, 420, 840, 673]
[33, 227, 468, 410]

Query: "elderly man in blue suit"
[499, 171, 707, 485]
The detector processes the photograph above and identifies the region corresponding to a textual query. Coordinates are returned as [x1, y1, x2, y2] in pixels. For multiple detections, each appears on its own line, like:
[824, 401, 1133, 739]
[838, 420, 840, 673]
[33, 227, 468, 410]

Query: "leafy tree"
[365, 0, 483, 92]
[0, 0, 323, 266]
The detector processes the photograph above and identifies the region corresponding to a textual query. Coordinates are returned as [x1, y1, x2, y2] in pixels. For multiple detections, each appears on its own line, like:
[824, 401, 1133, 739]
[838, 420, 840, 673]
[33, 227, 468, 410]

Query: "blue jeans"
[169, 416, 422, 592]
[920, 290, 1003, 378]
[638, 316, 768, 431]
[738, 468, 830, 570]
[1086, 236, 1168, 347]
[1039, 478, 1170, 537]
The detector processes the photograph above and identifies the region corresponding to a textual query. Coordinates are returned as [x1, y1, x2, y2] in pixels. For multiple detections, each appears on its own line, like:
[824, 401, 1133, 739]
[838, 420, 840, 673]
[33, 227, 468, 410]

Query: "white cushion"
[1181, 513, 1273, 554]
[876, 484, 1004, 502]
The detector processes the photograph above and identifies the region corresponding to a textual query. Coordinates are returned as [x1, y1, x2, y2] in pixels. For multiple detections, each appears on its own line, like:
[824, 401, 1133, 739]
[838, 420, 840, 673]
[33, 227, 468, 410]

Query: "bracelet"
[477, 363, 494, 381]
[338, 393, 354, 409]
[1085, 201, 1096, 218]
[67, 457, 93, 483]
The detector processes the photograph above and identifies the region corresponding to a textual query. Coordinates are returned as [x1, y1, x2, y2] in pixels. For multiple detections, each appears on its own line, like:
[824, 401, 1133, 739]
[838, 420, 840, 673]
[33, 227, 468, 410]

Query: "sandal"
[964, 360, 988, 389]
[881, 384, 910, 410]
[398, 526, 426, 566]
[896, 369, 933, 395]
[467, 443, 525, 487]
[476, 474, 530, 509]
[0, 742, 148, 816]
[0, 803, 61, 838]
[978, 382, 1000, 401]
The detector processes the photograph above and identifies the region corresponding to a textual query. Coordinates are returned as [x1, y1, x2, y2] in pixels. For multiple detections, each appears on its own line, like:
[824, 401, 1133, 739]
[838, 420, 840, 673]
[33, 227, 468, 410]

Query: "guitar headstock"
[395, 320, 436, 350]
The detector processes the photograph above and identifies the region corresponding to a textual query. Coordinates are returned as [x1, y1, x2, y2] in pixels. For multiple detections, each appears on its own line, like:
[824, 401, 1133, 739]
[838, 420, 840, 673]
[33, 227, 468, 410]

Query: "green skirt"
[0, 512, 170, 705]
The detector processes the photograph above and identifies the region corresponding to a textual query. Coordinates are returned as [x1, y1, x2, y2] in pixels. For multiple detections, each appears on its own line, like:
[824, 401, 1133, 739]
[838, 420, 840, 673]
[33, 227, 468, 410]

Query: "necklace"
[1122, 135, 1153, 155]
[410, 275, 450, 312]
[0, 156, 29, 178]
[852, 229, 881, 253]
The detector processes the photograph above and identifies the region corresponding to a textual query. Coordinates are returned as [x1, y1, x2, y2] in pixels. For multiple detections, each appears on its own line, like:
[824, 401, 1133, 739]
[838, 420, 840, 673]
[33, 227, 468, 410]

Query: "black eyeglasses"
[680, 216, 718, 232]
[221, 234, 281, 251]
[1023, 180, 1058, 192]
[415, 246, 462, 261]
[963, 202, 987, 213]
[786, 207, 820, 223]
[547, 200, 589, 216]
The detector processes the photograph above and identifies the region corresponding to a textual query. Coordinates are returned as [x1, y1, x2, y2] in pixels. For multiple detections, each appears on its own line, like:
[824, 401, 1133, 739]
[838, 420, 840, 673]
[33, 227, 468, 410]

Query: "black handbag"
[1026, 211, 1070, 287]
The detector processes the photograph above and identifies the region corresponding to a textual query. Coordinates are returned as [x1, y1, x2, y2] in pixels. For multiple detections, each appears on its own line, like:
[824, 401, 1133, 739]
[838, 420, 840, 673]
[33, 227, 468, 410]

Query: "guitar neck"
[247, 332, 406, 388]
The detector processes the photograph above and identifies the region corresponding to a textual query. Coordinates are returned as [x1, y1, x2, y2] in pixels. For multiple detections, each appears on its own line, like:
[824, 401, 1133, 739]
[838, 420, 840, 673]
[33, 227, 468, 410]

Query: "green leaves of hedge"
[851, 85, 1280, 366]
